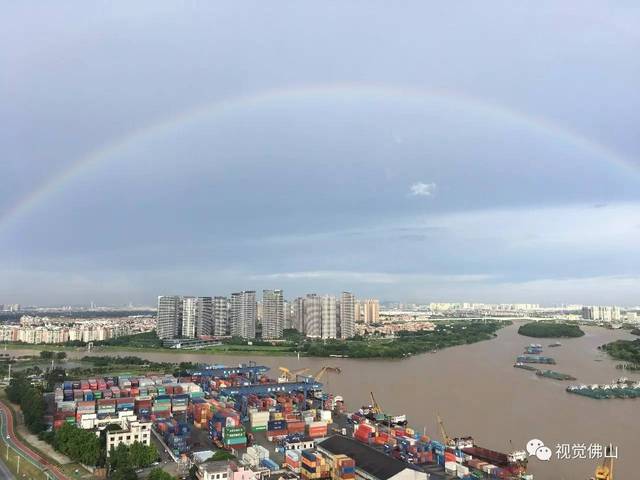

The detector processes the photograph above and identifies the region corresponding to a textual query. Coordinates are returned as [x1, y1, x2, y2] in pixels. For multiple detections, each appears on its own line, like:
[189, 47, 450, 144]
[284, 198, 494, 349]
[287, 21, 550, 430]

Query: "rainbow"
[2, 83, 637, 235]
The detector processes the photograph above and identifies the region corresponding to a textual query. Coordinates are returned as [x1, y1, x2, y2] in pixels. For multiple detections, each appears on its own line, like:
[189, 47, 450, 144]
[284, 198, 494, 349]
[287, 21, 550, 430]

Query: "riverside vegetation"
[518, 322, 585, 338]
[600, 338, 640, 371]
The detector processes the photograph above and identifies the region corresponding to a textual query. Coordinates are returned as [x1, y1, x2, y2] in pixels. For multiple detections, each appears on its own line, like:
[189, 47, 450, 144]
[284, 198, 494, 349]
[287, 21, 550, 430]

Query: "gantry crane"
[594, 446, 614, 480]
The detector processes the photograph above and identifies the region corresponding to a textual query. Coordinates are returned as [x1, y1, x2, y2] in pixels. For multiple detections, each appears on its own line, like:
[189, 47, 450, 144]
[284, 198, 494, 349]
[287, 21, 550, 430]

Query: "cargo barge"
[516, 355, 555, 365]
[536, 370, 576, 381]
[524, 344, 543, 354]
[567, 377, 640, 399]
[548, 342, 562, 347]
[513, 363, 538, 372]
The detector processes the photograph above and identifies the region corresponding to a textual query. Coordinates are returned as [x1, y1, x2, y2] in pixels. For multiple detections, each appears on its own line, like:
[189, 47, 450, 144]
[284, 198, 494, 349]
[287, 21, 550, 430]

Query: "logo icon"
[526, 438, 552, 461]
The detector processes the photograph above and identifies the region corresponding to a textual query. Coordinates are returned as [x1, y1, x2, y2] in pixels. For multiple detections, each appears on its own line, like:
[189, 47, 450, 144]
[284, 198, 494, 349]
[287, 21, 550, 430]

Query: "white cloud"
[249, 270, 493, 285]
[409, 182, 437, 197]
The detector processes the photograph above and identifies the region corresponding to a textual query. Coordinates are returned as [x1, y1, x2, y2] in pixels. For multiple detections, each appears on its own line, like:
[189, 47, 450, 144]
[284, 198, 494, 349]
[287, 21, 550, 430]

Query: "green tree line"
[6, 373, 45, 433]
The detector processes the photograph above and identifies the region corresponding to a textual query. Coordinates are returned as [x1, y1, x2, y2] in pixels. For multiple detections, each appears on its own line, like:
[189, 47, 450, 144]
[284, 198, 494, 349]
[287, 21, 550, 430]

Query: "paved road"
[0, 400, 68, 480]
[0, 458, 15, 480]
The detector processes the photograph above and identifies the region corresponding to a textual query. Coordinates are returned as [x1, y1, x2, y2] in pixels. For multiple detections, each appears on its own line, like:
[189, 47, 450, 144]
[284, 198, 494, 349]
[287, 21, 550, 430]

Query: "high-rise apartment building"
[304, 294, 322, 338]
[157, 296, 182, 339]
[262, 289, 284, 339]
[582, 306, 621, 322]
[195, 296, 213, 337]
[181, 296, 197, 338]
[283, 301, 292, 330]
[181, 297, 212, 338]
[293, 297, 305, 333]
[230, 291, 256, 339]
[213, 296, 229, 336]
[321, 295, 337, 339]
[339, 292, 355, 339]
[362, 299, 380, 324]
[354, 301, 361, 323]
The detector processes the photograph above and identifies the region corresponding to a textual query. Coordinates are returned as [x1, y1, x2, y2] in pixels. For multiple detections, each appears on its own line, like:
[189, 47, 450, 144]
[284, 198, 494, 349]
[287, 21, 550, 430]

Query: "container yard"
[46, 362, 536, 480]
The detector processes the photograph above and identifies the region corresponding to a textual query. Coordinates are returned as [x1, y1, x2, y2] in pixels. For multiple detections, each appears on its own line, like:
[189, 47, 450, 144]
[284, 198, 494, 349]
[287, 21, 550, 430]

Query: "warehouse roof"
[317, 435, 426, 480]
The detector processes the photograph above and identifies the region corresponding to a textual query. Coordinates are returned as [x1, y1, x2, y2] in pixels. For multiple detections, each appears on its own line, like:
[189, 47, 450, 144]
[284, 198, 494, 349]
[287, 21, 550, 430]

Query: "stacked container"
[223, 426, 247, 449]
[285, 450, 301, 472]
[300, 450, 330, 479]
[249, 411, 269, 432]
[267, 419, 287, 439]
[308, 421, 328, 438]
[331, 455, 355, 480]
[171, 394, 189, 413]
[97, 398, 116, 415]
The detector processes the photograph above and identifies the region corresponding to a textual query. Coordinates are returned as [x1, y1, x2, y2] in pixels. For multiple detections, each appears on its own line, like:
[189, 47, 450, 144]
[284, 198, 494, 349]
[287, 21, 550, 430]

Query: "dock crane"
[593, 446, 614, 480]
[370, 391, 383, 415]
[313, 366, 341, 381]
[437, 414, 453, 447]
[278, 366, 310, 382]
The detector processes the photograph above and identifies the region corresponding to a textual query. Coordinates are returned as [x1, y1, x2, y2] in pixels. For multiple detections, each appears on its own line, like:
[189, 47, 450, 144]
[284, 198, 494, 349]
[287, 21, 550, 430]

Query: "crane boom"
[594, 445, 614, 480]
[314, 366, 341, 381]
[370, 391, 382, 415]
[437, 414, 452, 446]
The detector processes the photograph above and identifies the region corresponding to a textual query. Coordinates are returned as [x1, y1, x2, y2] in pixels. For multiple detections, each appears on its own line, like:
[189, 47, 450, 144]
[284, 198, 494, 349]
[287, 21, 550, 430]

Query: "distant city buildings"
[582, 305, 621, 322]
[0, 315, 154, 344]
[1, 304, 21, 312]
[362, 299, 380, 324]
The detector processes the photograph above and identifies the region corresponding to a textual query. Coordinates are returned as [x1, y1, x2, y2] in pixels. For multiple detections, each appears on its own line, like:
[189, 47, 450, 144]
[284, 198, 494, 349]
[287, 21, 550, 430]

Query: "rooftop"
[317, 435, 422, 480]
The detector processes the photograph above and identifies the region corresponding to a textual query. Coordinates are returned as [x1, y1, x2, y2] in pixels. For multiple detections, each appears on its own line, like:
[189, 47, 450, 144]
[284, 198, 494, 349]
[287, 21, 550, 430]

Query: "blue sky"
[1, 2, 640, 306]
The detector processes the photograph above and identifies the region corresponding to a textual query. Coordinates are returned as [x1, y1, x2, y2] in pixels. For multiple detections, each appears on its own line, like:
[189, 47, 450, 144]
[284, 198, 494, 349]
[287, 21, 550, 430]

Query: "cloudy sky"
[2, 1, 640, 306]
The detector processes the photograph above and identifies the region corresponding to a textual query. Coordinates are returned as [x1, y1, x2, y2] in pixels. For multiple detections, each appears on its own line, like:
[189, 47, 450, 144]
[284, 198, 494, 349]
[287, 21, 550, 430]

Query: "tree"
[188, 465, 199, 480]
[129, 442, 158, 469]
[53, 423, 102, 466]
[6, 373, 45, 434]
[110, 466, 138, 480]
[39, 351, 55, 360]
[56, 351, 67, 360]
[148, 468, 176, 480]
[108, 443, 131, 471]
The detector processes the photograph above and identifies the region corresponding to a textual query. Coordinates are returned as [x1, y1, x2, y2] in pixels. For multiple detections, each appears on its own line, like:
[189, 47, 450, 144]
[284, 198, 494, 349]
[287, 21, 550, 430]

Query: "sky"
[1, 1, 640, 306]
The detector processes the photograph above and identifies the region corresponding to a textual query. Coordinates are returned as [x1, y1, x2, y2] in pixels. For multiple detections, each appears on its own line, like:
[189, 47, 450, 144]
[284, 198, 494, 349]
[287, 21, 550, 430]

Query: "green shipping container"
[224, 436, 247, 445]
[252, 425, 267, 432]
[223, 426, 245, 438]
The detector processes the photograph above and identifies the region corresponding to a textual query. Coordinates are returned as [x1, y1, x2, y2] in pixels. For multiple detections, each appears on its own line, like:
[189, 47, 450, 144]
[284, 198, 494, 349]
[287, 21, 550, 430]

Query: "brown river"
[8, 322, 639, 479]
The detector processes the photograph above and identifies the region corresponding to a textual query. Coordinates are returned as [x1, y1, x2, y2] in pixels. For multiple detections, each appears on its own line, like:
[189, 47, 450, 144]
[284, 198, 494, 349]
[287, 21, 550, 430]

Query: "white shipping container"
[445, 462, 457, 473]
[456, 465, 469, 475]
[319, 410, 332, 422]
